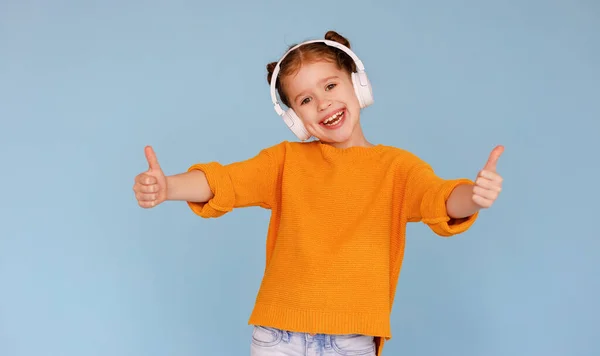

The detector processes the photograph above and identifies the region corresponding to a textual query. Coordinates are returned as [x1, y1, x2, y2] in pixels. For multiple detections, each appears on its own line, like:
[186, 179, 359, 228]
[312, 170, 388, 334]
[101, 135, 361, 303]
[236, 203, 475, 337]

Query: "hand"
[472, 145, 504, 209]
[133, 146, 168, 208]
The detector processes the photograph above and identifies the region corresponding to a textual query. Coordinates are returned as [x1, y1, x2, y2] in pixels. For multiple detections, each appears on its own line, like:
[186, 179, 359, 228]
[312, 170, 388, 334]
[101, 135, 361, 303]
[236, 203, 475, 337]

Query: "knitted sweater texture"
[187, 140, 478, 355]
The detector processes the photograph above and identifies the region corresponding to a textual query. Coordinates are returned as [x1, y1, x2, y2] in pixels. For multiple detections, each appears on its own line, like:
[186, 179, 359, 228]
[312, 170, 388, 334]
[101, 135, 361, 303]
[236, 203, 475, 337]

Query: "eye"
[325, 83, 337, 91]
[300, 97, 311, 105]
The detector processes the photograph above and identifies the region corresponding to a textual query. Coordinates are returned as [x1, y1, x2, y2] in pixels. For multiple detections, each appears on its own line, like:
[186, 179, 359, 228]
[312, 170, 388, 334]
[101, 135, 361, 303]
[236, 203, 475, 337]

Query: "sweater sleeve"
[404, 162, 478, 237]
[185, 143, 283, 218]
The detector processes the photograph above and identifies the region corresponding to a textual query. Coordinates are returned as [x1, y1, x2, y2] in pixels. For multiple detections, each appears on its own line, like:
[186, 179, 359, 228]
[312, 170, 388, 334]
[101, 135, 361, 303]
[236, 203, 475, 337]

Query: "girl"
[132, 30, 504, 356]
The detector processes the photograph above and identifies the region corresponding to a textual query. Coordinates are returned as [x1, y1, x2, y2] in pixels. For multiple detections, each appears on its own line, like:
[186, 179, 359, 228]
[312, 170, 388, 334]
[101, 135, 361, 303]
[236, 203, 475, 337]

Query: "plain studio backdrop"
[1, 1, 598, 355]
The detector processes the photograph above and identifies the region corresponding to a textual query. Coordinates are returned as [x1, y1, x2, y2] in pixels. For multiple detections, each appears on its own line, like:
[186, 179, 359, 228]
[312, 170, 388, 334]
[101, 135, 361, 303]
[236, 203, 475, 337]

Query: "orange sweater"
[187, 140, 478, 355]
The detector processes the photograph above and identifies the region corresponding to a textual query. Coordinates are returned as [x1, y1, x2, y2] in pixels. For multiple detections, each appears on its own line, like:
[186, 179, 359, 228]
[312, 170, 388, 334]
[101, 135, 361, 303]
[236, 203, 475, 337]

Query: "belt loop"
[324, 334, 333, 350]
[281, 329, 291, 343]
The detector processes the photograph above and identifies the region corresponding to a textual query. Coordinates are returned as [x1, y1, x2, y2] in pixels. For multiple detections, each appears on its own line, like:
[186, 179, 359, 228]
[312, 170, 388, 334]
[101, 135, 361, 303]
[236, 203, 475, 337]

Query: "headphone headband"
[269, 39, 366, 115]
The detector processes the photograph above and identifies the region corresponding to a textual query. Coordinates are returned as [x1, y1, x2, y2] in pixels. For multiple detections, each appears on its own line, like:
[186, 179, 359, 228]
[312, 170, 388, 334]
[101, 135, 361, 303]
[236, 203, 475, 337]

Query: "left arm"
[446, 145, 505, 219]
[403, 145, 504, 237]
[446, 183, 479, 219]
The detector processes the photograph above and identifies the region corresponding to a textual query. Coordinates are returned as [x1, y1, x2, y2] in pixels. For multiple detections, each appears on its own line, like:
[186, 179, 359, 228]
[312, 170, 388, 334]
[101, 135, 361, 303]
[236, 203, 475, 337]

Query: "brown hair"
[266, 30, 356, 108]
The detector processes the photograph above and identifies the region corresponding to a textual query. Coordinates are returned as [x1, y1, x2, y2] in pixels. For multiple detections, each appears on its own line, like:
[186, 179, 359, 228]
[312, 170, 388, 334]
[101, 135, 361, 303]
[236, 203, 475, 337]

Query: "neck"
[323, 139, 374, 149]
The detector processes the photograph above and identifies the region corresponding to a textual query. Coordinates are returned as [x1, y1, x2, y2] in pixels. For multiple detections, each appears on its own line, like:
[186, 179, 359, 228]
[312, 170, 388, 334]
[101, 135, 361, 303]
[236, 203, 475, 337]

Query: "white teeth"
[323, 110, 344, 125]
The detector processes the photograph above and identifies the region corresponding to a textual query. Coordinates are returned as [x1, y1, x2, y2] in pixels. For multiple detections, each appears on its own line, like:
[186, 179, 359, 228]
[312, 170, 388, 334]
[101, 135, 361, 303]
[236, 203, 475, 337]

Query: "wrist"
[446, 183, 480, 219]
[165, 175, 175, 201]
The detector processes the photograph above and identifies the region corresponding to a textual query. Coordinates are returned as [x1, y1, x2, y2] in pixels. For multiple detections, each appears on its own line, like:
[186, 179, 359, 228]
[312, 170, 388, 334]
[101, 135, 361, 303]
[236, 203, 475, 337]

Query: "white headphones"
[269, 39, 374, 141]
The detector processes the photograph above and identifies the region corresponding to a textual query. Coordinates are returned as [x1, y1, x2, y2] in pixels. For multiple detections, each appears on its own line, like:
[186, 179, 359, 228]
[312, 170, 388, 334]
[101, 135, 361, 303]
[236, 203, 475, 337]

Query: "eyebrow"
[293, 76, 340, 103]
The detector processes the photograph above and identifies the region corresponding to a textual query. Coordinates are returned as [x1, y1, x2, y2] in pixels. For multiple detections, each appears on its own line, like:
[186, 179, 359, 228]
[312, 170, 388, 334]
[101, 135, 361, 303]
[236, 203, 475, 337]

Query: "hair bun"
[266, 61, 277, 84]
[324, 30, 351, 48]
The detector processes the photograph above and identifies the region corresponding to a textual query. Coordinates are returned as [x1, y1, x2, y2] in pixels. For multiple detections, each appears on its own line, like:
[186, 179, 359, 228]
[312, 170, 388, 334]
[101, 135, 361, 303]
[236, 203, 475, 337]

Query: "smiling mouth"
[321, 110, 345, 127]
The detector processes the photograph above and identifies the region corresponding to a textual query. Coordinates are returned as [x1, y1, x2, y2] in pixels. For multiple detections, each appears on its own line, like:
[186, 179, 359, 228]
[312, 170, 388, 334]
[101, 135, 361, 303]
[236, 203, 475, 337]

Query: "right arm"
[133, 143, 283, 216]
[184, 145, 281, 218]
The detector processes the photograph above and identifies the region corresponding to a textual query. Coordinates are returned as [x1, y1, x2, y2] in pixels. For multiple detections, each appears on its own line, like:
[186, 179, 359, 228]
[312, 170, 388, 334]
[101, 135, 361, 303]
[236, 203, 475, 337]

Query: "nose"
[317, 97, 332, 112]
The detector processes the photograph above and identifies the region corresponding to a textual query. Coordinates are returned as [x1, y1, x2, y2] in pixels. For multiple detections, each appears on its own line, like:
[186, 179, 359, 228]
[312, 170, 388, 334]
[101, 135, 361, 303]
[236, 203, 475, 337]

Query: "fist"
[133, 146, 168, 208]
[472, 145, 504, 209]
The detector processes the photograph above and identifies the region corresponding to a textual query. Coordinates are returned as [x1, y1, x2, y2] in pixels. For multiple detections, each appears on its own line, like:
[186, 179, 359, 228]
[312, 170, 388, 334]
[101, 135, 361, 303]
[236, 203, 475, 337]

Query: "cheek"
[293, 106, 315, 124]
[339, 84, 358, 105]
[291, 109, 310, 128]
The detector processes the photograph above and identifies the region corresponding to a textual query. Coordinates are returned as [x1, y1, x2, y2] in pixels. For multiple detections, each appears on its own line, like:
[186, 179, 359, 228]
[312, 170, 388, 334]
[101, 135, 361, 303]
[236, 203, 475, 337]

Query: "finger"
[473, 185, 500, 201]
[478, 169, 503, 183]
[134, 183, 158, 194]
[136, 192, 158, 202]
[139, 184, 158, 193]
[138, 200, 157, 209]
[475, 176, 502, 192]
[136, 173, 157, 185]
[483, 145, 504, 171]
[472, 194, 493, 208]
[145, 145, 162, 172]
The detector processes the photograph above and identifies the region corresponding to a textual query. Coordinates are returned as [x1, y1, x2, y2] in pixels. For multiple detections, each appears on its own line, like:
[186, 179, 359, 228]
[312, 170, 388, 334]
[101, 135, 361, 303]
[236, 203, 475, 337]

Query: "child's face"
[283, 60, 363, 147]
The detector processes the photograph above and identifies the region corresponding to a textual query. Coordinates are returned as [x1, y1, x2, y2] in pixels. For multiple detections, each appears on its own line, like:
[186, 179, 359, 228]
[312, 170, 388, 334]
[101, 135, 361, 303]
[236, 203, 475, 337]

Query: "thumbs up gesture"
[133, 146, 168, 208]
[472, 145, 504, 209]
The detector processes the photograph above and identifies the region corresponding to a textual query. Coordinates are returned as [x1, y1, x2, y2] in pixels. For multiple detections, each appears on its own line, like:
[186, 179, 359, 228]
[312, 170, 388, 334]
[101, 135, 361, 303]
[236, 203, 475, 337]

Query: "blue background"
[1, 0, 598, 355]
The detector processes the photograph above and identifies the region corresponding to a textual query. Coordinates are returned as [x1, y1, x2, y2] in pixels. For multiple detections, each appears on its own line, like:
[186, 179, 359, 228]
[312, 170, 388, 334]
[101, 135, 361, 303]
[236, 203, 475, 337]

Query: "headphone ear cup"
[351, 71, 374, 108]
[282, 109, 311, 141]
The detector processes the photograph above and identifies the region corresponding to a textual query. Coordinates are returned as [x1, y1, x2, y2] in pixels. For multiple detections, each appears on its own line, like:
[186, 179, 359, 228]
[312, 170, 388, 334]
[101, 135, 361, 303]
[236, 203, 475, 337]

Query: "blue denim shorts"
[250, 325, 376, 356]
